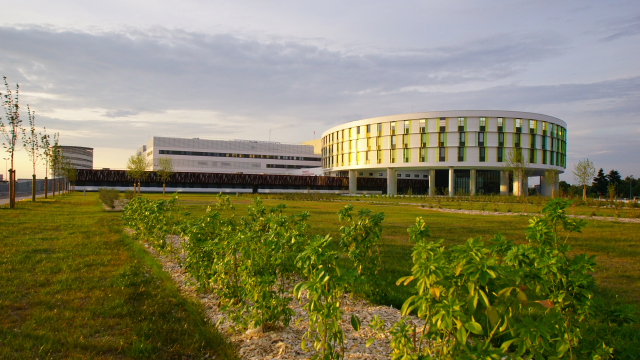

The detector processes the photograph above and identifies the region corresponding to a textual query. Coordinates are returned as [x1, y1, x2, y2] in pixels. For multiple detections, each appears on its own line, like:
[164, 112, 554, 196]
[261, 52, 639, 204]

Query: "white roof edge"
[322, 110, 566, 136]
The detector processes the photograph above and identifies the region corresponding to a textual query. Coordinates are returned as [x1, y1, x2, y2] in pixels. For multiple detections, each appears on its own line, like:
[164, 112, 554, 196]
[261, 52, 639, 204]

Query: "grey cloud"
[597, 14, 640, 42]
[0, 26, 566, 117]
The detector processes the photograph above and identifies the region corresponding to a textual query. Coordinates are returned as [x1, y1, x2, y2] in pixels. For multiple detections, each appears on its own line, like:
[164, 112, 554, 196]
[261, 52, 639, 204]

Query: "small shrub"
[98, 188, 119, 209]
[123, 189, 135, 200]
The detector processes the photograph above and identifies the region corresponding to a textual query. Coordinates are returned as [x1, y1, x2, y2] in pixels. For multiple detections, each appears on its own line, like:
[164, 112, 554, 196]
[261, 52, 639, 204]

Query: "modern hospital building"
[320, 110, 566, 197]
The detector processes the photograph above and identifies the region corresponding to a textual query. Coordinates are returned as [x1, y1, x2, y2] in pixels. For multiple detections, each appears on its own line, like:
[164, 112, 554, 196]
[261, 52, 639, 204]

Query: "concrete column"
[500, 171, 509, 196]
[387, 168, 397, 195]
[349, 170, 357, 194]
[448, 167, 454, 197]
[470, 169, 477, 196]
[540, 175, 551, 197]
[513, 176, 521, 197]
[428, 169, 435, 196]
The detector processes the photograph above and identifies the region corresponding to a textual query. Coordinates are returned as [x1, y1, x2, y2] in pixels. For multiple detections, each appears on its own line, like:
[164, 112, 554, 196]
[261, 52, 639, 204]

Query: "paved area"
[0, 192, 50, 206]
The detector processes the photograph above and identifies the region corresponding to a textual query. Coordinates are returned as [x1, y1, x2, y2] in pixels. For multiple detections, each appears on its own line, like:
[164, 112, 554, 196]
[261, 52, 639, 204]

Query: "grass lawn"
[0, 193, 237, 359]
[145, 192, 640, 308]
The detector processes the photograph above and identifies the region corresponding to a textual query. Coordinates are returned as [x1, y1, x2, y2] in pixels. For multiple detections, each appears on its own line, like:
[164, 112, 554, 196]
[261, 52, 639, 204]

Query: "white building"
[320, 111, 567, 196]
[138, 137, 322, 174]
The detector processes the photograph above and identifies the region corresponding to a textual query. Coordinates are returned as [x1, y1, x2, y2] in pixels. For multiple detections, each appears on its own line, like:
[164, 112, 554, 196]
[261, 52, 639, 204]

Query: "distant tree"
[0, 76, 22, 209]
[22, 106, 42, 201]
[592, 168, 608, 196]
[49, 133, 63, 196]
[606, 170, 622, 196]
[41, 129, 51, 198]
[126, 153, 151, 195]
[154, 156, 174, 196]
[559, 181, 570, 197]
[572, 158, 595, 200]
[503, 148, 531, 199]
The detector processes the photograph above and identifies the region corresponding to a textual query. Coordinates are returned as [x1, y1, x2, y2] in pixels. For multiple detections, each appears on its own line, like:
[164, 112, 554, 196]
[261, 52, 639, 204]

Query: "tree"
[503, 148, 531, 199]
[572, 158, 595, 200]
[41, 130, 51, 198]
[0, 76, 22, 209]
[592, 168, 608, 196]
[49, 133, 62, 196]
[126, 153, 151, 195]
[543, 168, 560, 198]
[606, 170, 622, 197]
[154, 156, 174, 195]
[22, 106, 42, 201]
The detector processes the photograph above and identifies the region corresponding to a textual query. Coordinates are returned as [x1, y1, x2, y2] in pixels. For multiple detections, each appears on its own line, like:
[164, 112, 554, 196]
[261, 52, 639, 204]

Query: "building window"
[478, 132, 485, 147]
[419, 119, 426, 133]
[376, 136, 382, 150]
[397, 173, 401, 177]
[515, 133, 521, 148]
[391, 122, 396, 135]
[497, 147, 503, 162]
[366, 124, 371, 134]
[438, 132, 445, 147]
[497, 118, 504, 132]
[542, 122, 547, 135]
[458, 147, 464, 162]
[479, 147, 486, 162]
[498, 132, 504, 147]
[365, 151, 370, 164]
[357, 126, 360, 135]
[529, 149, 535, 163]
[530, 120, 536, 134]
[479, 117, 486, 132]
[439, 147, 445, 162]
[439, 118, 446, 132]
[403, 134, 409, 148]
[457, 117, 465, 132]
[419, 147, 427, 162]
[530, 134, 536, 148]
[414, 174, 419, 178]
[420, 133, 427, 147]
[405, 174, 410, 177]
[404, 120, 410, 134]
[516, 118, 522, 133]
[377, 123, 382, 133]
[378, 172, 383, 176]
[390, 149, 396, 163]
[390, 136, 396, 149]
[377, 150, 382, 164]
[423, 174, 428, 178]
[403, 148, 410, 162]
[359, 172, 363, 176]
[459, 132, 465, 147]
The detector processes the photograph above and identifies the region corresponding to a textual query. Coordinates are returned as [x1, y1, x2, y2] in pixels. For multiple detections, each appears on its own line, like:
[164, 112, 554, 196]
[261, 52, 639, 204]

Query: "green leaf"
[350, 314, 361, 331]
[487, 307, 500, 327]
[500, 338, 516, 352]
[366, 338, 375, 348]
[464, 321, 484, 335]
[517, 290, 528, 306]
[478, 289, 490, 308]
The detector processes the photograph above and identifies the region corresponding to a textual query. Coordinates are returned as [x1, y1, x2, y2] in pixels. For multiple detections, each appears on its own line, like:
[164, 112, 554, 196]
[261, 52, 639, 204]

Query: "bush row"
[122, 195, 637, 359]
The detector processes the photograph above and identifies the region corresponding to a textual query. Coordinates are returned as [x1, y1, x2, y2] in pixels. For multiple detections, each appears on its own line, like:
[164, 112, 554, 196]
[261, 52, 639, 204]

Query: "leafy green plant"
[294, 234, 358, 360]
[367, 199, 620, 359]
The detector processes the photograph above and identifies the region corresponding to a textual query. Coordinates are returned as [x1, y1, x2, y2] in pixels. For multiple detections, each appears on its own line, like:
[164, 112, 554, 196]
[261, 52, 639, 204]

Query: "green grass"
[0, 193, 237, 359]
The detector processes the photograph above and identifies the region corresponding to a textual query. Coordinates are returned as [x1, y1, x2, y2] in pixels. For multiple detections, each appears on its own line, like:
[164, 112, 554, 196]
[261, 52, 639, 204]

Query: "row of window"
[322, 117, 566, 147]
[159, 150, 321, 162]
[322, 148, 567, 167]
[322, 133, 567, 157]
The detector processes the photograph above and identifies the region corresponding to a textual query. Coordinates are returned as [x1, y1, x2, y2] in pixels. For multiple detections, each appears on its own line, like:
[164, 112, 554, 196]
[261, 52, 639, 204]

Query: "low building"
[138, 137, 322, 175]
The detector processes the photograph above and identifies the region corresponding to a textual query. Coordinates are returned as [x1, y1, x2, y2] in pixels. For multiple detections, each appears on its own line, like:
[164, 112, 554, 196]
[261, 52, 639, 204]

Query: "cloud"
[597, 14, 640, 42]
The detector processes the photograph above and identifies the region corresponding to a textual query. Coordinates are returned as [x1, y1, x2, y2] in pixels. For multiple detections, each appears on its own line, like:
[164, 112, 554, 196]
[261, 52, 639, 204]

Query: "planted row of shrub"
[122, 194, 637, 359]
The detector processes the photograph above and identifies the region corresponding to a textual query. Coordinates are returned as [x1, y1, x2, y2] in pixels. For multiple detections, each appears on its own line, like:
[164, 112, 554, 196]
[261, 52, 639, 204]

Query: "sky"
[1, 0, 639, 183]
